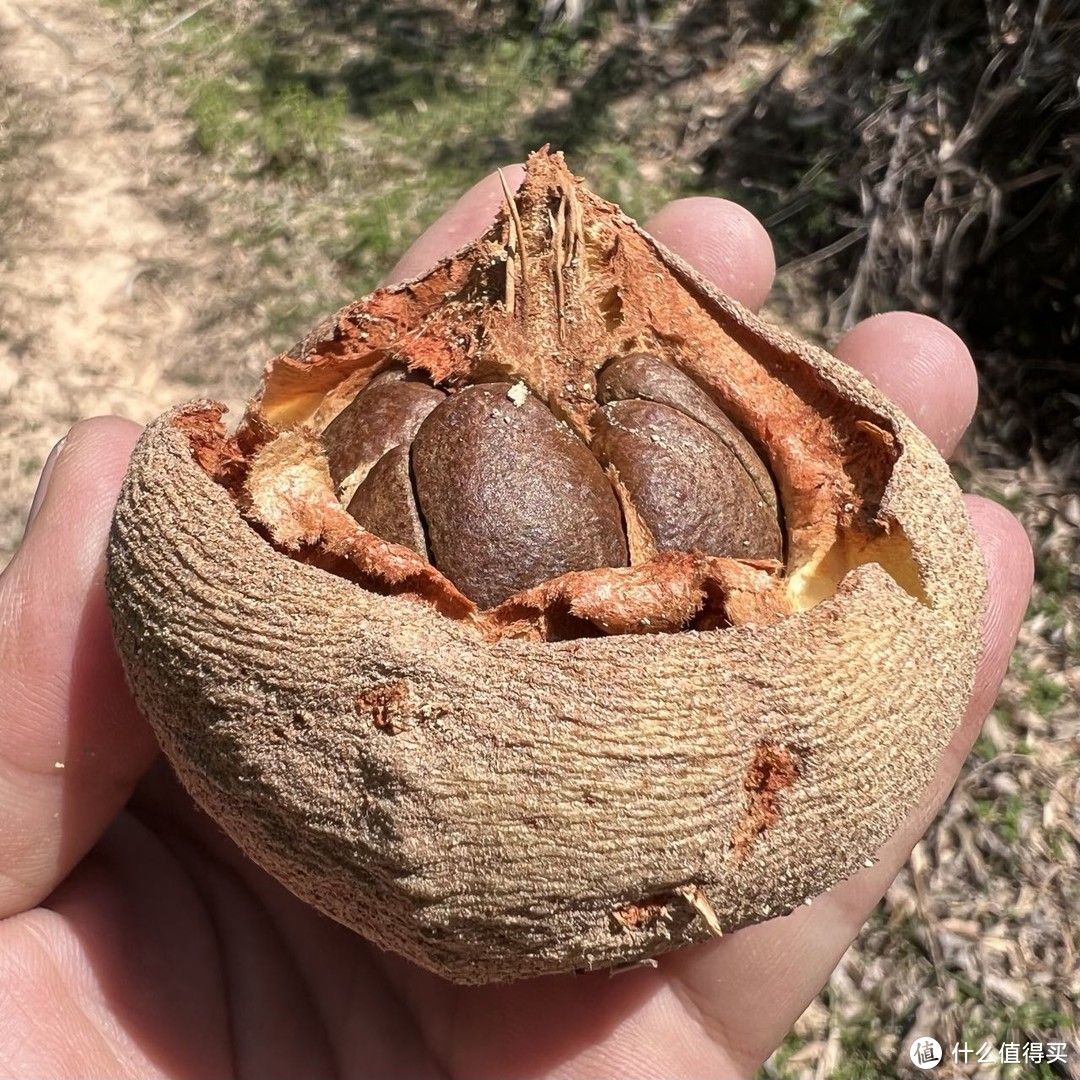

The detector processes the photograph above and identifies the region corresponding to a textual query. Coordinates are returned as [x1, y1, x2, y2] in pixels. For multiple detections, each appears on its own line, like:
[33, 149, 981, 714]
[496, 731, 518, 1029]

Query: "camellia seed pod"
[106, 149, 985, 984]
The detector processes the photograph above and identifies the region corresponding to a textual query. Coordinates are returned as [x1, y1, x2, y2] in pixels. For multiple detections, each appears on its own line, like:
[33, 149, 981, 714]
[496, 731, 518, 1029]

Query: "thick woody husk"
[106, 149, 986, 983]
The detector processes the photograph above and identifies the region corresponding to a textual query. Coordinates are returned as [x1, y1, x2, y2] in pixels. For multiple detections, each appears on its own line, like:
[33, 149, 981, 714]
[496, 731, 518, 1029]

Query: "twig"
[946, 82, 1022, 164]
[13, 3, 79, 60]
[844, 100, 916, 328]
[498, 167, 528, 293]
[147, 1, 218, 42]
[776, 227, 868, 276]
[910, 841, 958, 1074]
[1019, 0, 1052, 80]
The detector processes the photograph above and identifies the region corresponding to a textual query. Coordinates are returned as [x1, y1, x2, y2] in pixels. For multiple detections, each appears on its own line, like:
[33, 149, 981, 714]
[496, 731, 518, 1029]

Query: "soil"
[0, 0, 254, 565]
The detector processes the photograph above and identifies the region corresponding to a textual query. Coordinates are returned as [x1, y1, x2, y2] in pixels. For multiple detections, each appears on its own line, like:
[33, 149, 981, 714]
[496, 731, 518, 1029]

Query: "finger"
[643, 198, 776, 313]
[384, 164, 526, 286]
[0, 417, 158, 918]
[668, 496, 1033, 1073]
[833, 312, 978, 458]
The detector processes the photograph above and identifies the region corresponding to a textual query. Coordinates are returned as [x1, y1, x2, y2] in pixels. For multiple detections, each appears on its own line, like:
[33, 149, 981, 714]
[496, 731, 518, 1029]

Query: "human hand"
[0, 165, 1032, 1078]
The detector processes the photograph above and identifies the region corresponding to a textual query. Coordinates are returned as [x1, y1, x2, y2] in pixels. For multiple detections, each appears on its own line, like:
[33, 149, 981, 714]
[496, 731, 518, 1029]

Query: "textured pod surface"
[106, 150, 986, 984]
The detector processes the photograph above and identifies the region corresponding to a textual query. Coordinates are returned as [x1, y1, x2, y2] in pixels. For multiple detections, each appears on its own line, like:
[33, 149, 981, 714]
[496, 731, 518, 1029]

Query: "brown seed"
[592, 397, 783, 561]
[321, 369, 445, 486]
[597, 353, 779, 521]
[410, 382, 628, 609]
[346, 444, 429, 559]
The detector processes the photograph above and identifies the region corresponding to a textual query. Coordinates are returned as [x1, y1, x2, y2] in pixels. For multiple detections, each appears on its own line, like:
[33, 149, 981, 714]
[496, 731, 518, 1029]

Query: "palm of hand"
[13, 763, 753, 1078]
[1, 170, 1031, 1080]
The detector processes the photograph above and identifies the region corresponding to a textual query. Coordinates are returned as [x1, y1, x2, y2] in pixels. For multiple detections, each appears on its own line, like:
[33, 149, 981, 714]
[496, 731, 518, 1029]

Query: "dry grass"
[699, 0, 1080, 472]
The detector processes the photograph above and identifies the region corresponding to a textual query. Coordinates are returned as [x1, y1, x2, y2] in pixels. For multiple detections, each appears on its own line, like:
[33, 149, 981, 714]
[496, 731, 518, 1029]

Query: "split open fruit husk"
[106, 149, 985, 984]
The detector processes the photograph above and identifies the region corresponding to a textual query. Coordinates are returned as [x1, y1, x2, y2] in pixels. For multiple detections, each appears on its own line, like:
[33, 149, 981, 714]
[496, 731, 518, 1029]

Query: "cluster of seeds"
[322, 352, 782, 609]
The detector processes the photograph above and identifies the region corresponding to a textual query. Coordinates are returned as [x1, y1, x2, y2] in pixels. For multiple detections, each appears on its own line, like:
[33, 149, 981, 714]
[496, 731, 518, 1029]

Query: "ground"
[0, 2, 1076, 1077]
[0, 0, 263, 559]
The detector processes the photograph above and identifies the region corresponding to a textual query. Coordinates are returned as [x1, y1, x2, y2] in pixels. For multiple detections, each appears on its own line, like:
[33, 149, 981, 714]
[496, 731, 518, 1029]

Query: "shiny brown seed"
[410, 383, 628, 609]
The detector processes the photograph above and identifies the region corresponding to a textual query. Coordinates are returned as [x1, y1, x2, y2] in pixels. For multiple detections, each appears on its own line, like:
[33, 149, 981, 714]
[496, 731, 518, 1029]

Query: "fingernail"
[24, 436, 67, 538]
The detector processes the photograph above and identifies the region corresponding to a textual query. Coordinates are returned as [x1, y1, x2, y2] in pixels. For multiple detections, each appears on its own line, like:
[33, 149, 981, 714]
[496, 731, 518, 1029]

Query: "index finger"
[384, 165, 526, 286]
[0, 418, 158, 919]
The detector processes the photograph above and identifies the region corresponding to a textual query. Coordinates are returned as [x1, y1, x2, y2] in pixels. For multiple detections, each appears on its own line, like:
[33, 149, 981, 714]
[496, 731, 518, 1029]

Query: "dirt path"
[0, 0, 246, 565]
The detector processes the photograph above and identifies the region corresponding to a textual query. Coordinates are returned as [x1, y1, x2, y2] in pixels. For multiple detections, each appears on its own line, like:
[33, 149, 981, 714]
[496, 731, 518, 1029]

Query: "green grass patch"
[833, 1021, 890, 1080]
[172, 18, 347, 177]
[1028, 587, 1067, 632]
[1034, 555, 1072, 600]
[971, 731, 998, 763]
[972, 792, 1027, 845]
[106, 0, 685, 312]
[760, 1029, 804, 1077]
[805, 0, 873, 53]
[1023, 671, 1067, 717]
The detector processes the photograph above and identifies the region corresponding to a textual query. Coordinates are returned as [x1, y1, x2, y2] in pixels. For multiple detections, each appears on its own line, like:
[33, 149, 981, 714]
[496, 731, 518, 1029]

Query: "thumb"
[0, 417, 158, 918]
